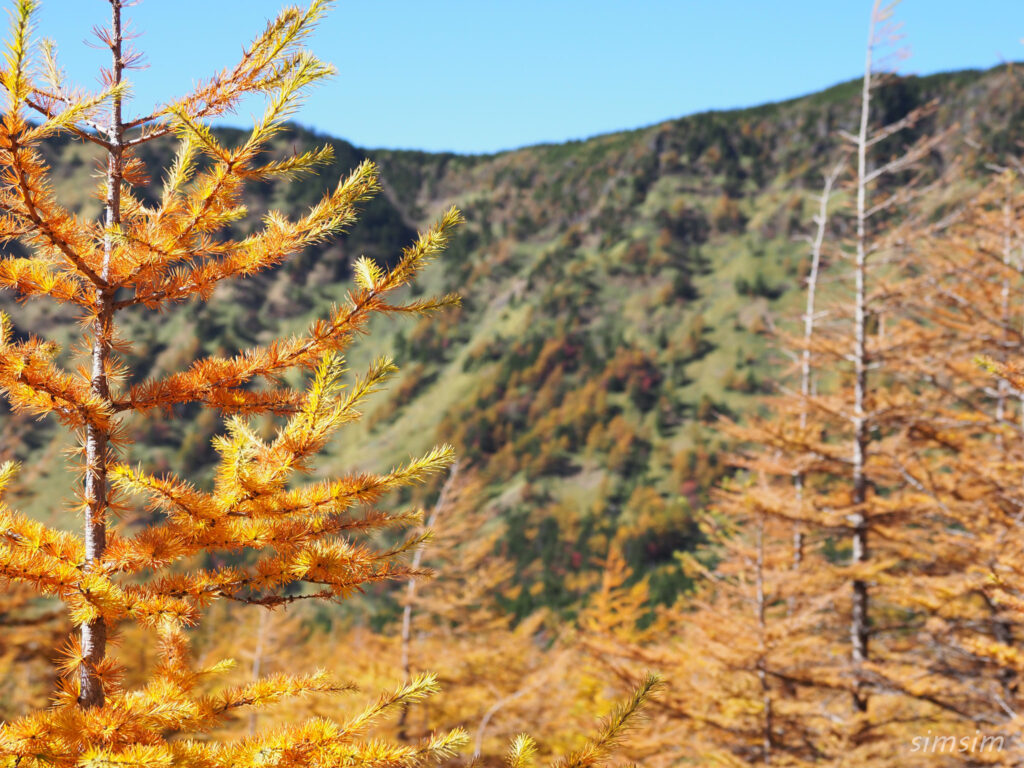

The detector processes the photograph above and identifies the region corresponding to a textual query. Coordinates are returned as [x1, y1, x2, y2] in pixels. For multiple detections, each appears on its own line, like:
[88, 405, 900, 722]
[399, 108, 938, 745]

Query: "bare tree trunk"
[994, 172, 1018, 700]
[792, 158, 843, 595]
[79, 0, 124, 711]
[396, 461, 460, 738]
[473, 682, 537, 760]
[849, 0, 882, 716]
[997, 174, 1013, 440]
[755, 513, 772, 765]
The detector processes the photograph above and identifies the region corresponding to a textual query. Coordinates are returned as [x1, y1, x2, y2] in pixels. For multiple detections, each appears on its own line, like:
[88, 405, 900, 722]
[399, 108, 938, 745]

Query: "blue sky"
[27, 1, 1024, 154]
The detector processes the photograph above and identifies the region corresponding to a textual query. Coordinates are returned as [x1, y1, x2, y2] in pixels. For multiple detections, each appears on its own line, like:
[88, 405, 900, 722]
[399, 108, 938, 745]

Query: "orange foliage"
[0, 1, 658, 766]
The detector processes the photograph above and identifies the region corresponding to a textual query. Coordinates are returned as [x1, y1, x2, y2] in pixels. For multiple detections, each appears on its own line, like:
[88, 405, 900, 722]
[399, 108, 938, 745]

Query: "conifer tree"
[368, 467, 593, 760]
[583, 5, 980, 762]
[394, 468, 570, 755]
[727, 3, 954, 758]
[191, 467, 636, 764]
[583, 496, 829, 767]
[891, 170, 1024, 757]
[0, 1, 657, 765]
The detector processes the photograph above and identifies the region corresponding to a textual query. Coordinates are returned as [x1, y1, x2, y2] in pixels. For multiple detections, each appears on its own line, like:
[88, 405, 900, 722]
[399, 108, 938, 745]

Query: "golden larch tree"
[0, 1, 657, 765]
[892, 170, 1024, 761]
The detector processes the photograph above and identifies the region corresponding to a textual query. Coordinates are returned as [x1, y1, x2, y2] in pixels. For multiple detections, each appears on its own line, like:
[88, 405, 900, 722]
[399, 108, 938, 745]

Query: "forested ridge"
[4, 62, 1021, 607]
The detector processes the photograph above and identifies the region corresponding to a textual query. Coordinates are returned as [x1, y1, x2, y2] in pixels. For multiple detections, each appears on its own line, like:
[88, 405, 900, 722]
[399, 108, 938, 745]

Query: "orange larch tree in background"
[581, 493, 829, 767]
[0, 581, 64, 720]
[195, 466, 607, 764]
[894, 170, 1024, 761]
[0, 1, 657, 765]
[582, 4, 993, 762]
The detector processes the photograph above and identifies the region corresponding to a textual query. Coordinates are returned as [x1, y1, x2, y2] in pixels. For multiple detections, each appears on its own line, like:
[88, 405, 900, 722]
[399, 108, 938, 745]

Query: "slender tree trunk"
[79, 0, 123, 710]
[995, 175, 1017, 700]
[792, 159, 843, 600]
[397, 462, 459, 738]
[849, 0, 881, 716]
[996, 174, 1013, 441]
[755, 513, 772, 765]
[473, 681, 541, 760]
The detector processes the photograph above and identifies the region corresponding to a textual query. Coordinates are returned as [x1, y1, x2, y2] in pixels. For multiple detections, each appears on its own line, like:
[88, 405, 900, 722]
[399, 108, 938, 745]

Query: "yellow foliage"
[0, 1, 656, 765]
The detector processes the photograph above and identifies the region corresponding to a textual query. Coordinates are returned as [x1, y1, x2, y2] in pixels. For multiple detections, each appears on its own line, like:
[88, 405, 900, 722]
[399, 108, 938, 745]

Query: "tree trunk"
[397, 462, 459, 738]
[79, 0, 123, 710]
[755, 513, 773, 764]
[792, 158, 842, 602]
[849, 0, 881, 716]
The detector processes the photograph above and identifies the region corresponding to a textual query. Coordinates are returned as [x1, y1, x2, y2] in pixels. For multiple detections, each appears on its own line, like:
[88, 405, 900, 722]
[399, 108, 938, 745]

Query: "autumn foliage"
[582, 5, 1024, 767]
[0, 1, 658, 766]
[13, 0, 1024, 765]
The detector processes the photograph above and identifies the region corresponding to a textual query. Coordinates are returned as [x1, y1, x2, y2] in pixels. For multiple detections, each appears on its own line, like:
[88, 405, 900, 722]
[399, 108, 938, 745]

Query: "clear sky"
[26, 1, 1024, 154]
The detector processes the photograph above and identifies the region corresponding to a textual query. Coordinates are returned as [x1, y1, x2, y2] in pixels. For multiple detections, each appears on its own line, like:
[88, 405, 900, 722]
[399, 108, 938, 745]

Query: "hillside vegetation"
[4, 63, 1022, 613]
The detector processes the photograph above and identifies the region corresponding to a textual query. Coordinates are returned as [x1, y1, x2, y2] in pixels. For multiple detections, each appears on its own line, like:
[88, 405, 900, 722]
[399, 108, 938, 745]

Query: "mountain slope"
[3, 64, 1022, 612]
